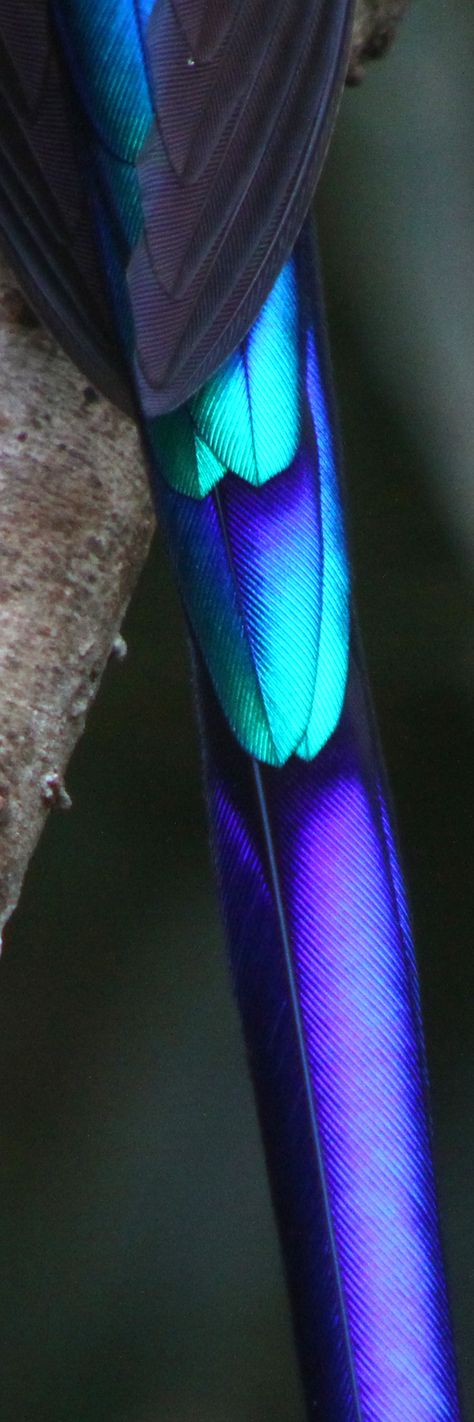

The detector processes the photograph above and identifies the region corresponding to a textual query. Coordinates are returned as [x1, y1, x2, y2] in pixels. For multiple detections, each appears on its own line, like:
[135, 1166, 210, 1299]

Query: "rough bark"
[0, 266, 153, 935]
[0, 0, 407, 934]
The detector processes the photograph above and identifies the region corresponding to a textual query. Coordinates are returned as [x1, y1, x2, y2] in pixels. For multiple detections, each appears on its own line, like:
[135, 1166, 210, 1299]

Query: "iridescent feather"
[198, 644, 461, 1421]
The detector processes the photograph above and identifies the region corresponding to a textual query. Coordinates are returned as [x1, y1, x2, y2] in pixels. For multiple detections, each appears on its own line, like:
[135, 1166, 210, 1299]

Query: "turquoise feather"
[191, 262, 300, 487]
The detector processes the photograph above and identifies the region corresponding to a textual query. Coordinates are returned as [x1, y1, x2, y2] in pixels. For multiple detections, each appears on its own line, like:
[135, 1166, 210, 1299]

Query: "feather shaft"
[196, 644, 461, 1421]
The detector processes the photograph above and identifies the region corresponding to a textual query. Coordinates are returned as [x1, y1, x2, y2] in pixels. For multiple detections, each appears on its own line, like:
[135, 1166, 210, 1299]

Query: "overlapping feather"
[6, 0, 344, 766]
[151, 232, 350, 764]
[54, 0, 355, 410]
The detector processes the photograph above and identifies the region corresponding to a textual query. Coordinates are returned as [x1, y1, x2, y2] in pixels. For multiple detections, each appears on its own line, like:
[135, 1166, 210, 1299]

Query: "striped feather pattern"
[158, 454, 323, 764]
[198, 645, 461, 1422]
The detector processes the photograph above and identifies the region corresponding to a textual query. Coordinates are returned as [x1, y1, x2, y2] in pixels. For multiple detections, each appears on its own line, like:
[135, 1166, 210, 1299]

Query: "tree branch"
[0, 262, 153, 935]
[348, 0, 409, 83]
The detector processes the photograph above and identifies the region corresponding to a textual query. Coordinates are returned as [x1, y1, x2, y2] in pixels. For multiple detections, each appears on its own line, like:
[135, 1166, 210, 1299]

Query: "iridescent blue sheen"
[58, 0, 153, 158]
[200, 650, 461, 1422]
[299, 330, 350, 756]
[55, 0, 153, 257]
[57, 0, 356, 410]
[56, 4, 351, 764]
[55, 3, 351, 766]
[157, 456, 323, 764]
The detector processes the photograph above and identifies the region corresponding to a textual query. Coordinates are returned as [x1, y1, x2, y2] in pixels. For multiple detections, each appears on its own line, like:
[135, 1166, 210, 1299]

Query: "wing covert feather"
[132, 0, 356, 410]
[54, 0, 355, 412]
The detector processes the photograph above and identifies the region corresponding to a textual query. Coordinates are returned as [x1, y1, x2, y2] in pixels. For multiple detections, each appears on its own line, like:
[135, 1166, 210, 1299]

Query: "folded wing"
[54, 0, 355, 412]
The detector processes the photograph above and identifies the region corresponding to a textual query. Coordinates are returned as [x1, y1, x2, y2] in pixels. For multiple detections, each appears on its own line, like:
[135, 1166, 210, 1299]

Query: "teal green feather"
[58, 0, 154, 257]
[149, 414, 226, 499]
[192, 262, 300, 486]
[100, 154, 142, 250]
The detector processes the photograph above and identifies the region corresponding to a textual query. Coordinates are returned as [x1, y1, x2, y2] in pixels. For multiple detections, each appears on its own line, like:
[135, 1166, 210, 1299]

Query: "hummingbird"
[0, 3, 462, 1417]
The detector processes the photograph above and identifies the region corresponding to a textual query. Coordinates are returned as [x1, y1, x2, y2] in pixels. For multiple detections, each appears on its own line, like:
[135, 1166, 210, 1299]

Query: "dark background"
[1, 3, 473, 1417]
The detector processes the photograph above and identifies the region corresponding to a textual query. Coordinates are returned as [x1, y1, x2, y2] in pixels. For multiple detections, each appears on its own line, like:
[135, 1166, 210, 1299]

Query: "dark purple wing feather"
[130, 0, 356, 411]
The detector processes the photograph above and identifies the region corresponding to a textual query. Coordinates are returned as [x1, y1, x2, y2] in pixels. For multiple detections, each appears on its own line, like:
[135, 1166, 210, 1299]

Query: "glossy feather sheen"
[194, 261, 301, 485]
[158, 455, 323, 764]
[54, 0, 355, 411]
[151, 230, 350, 765]
[199, 647, 461, 1422]
[301, 329, 350, 756]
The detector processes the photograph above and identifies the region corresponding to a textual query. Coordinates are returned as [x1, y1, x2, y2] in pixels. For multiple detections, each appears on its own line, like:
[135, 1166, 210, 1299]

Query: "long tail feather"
[195, 641, 461, 1422]
[98, 167, 463, 1410]
[0, 7, 462, 1415]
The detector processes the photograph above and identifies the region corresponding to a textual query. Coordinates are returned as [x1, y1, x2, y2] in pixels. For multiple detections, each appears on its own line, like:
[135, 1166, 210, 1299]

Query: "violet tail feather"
[194, 641, 461, 1422]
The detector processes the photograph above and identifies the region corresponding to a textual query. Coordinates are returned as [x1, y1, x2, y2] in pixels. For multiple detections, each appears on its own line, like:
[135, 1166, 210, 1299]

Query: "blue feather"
[198, 645, 461, 1422]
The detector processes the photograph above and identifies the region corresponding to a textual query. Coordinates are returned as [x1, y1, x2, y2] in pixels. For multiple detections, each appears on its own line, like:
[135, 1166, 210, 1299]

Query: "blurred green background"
[1, 1, 473, 1417]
